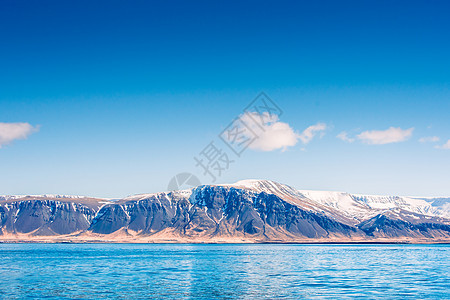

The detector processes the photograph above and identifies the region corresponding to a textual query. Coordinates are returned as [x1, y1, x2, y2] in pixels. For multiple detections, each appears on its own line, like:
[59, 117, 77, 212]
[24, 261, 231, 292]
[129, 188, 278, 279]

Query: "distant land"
[1, 180, 449, 243]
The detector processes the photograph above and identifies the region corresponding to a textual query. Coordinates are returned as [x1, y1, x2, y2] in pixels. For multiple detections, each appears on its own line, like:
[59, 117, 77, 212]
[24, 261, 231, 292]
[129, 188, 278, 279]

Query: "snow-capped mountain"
[299, 191, 450, 220]
[1, 180, 449, 243]
[224, 179, 450, 222]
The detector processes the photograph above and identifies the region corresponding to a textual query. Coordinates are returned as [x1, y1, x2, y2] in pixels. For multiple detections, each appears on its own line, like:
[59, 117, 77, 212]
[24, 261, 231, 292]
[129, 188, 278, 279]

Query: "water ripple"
[0, 244, 448, 299]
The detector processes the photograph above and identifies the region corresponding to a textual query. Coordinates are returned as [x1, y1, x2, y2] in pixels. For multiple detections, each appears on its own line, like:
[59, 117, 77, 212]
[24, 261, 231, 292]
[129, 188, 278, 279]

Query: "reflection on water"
[0, 243, 448, 299]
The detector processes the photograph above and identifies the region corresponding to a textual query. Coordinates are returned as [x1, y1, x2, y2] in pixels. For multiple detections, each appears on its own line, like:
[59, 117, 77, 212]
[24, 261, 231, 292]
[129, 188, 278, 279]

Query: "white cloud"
[435, 140, 450, 150]
[337, 131, 355, 143]
[235, 112, 297, 151]
[228, 113, 325, 152]
[419, 136, 440, 143]
[298, 123, 327, 144]
[0, 122, 39, 148]
[356, 127, 414, 145]
[249, 121, 299, 151]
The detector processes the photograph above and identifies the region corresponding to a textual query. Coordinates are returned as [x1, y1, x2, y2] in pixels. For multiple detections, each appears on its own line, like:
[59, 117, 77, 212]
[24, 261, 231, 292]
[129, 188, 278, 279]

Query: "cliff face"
[0, 200, 98, 235]
[89, 186, 362, 240]
[358, 210, 450, 239]
[1, 183, 449, 243]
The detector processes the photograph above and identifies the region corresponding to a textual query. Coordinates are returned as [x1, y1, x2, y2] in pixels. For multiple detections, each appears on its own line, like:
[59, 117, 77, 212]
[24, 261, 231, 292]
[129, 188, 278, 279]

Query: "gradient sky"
[1, 0, 449, 198]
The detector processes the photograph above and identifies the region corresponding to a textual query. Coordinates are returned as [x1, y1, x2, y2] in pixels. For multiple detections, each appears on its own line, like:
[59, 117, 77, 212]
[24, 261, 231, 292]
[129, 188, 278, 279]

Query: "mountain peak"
[223, 179, 306, 201]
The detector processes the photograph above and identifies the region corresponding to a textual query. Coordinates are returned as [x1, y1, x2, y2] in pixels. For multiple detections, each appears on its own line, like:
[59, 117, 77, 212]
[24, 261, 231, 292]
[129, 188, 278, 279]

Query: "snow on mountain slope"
[228, 180, 307, 202]
[223, 180, 338, 214]
[0, 194, 103, 201]
[297, 190, 375, 221]
[416, 197, 450, 215]
[299, 191, 450, 220]
[222, 179, 450, 222]
[122, 189, 193, 202]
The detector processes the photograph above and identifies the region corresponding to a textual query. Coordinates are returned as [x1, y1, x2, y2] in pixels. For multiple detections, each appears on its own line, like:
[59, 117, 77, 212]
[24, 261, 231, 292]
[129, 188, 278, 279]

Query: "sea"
[0, 243, 448, 299]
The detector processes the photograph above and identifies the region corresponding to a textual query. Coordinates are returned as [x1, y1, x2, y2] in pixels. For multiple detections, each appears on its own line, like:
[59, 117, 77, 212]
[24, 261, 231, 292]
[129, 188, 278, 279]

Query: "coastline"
[1, 236, 449, 245]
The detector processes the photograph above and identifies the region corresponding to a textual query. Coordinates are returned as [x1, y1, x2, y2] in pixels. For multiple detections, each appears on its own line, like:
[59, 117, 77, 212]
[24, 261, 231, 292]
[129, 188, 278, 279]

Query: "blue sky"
[0, 0, 449, 197]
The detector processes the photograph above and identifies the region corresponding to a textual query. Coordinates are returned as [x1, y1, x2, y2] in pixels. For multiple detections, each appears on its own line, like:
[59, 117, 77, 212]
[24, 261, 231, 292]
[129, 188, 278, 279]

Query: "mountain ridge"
[1, 180, 449, 243]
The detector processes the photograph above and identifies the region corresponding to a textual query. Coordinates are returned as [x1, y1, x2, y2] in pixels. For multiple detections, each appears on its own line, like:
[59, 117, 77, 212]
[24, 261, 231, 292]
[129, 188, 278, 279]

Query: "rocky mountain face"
[0, 196, 103, 236]
[358, 210, 450, 239]
[90, 186, 361, 240]
[1, 181, 449, 243]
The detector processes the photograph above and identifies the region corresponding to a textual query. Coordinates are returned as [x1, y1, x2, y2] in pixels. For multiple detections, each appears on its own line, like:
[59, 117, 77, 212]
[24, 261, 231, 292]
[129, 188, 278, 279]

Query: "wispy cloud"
[419, 136, 440, 143]
[356, 127, 414, 145]
[298, 123, 327, 144]
[0, 122, 40, 148]
[337, 131, 355, 143]
[435, 140, 450, 150]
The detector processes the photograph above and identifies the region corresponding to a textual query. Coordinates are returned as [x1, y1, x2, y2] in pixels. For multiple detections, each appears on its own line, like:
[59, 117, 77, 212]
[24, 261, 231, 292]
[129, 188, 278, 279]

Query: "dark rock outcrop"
[358, 214, 450, 238]
[0, 198, 100, 236]
[88, 186, 363, 240]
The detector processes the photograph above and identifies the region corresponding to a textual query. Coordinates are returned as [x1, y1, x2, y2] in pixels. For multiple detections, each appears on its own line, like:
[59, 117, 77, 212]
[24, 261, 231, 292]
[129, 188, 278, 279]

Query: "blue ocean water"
[0, 244, 448, 299]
